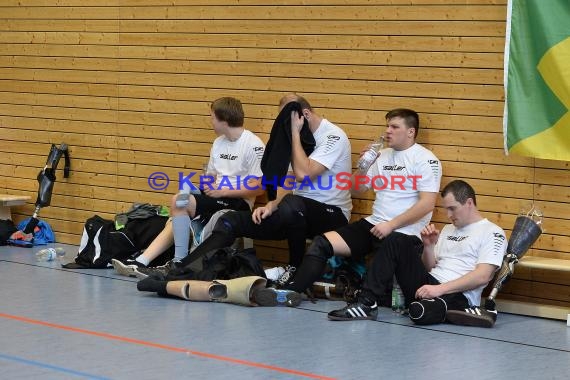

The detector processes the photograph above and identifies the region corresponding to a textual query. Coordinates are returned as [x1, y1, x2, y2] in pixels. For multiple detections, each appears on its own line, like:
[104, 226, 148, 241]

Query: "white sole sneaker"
[112, 259, 140, 278]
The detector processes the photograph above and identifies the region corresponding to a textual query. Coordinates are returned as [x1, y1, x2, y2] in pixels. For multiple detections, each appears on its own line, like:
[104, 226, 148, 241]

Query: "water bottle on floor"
[36, 247, 66, 262]
[391, 276, 406, 314]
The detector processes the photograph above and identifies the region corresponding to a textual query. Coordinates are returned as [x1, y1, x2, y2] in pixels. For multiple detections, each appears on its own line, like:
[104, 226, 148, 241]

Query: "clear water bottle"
[35, 247, 66, 262]
[357, 136, 384, 172]
[391, 276, 406, 314]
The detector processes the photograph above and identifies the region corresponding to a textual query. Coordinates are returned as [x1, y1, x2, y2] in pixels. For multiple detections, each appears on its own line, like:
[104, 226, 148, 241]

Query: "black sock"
[284, 235, 334, 293]
[358, 289, 377, 307]
[284, 254, 327, 293]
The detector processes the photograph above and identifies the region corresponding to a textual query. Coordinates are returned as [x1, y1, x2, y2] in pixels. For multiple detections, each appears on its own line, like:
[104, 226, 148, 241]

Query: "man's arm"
[416, 263, 497, 299]
[251, 173, 295, 224]
[420, 224, 439, 270]
[369, 191, 438, 239]
[290, 111, 328, 181]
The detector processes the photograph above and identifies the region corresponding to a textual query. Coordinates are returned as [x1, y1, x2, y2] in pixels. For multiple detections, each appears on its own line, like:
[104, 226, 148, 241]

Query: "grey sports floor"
[1, 243, 569, 380]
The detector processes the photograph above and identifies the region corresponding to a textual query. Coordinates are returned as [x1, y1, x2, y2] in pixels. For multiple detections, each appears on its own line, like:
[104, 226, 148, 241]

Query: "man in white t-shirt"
[112, 97, 265, 276]
[272, 108, 442, 306]
[329, 180, 507, 327]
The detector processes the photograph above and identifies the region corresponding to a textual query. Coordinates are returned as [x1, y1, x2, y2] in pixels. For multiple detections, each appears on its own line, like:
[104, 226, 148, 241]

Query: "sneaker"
[112, 258, 147, 278]
[446, 306, 497, 328]
[264, 266, 286, 282]
[253, 287, 302, 307]
[135, 259, 180, 280]
[275, 265, 296, 287]
[327, 301, 378, 321]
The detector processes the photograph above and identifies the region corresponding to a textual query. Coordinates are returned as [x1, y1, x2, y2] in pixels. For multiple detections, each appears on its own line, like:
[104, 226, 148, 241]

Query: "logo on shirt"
[219, 153, 238, 160]
[493, 233, 505, 241]
[327, 135, 340, 141]
[447, 235, 468, 242]
[383, 165, 406, 171]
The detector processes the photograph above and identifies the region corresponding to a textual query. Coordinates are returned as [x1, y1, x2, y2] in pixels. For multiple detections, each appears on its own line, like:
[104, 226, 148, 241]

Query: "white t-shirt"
[206, 129, 265, 208]
[430, 219, 507, 306]
[364, 143, 442, 237]
[293, 119, 352, 220]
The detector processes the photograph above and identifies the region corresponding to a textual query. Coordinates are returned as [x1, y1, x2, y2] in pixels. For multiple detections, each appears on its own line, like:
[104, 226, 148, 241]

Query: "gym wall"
[0, 1, 568, 308]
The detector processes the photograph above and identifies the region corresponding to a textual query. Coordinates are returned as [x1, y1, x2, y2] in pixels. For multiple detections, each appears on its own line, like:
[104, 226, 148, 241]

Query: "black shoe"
[446, 306, 497, 328]
[327, 301, 378, 321]
[253, 288, 302, 307]
[112, 258, 147, 278]
[136, 259, 180, 280]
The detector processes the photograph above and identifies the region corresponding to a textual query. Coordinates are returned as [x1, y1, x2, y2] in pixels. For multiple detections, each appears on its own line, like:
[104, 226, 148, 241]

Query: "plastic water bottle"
[391, 276, 406, 314]
[35, 247, 66, 262]
[357, 136, 384, 172]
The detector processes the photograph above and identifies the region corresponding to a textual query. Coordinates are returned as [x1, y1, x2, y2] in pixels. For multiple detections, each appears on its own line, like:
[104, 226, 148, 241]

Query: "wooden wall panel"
[1, 0, 568, 296]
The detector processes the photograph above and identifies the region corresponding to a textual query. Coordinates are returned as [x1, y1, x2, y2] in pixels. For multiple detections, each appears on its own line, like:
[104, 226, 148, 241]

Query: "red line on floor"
[0, 312, 336, 380]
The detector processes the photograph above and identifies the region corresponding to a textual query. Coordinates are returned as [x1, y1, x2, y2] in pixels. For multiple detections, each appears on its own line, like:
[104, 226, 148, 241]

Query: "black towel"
[260, 102, 316, 200]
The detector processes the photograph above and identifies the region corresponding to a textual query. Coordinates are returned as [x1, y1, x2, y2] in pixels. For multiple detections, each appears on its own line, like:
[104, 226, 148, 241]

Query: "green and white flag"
[504, 0, 570, 160]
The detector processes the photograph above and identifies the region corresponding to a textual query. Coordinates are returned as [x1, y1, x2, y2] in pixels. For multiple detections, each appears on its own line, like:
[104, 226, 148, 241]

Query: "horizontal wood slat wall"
[1, 1, 567, 308]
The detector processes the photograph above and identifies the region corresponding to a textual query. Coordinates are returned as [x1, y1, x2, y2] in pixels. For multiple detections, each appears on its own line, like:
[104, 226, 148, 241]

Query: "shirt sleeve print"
[309, 133, 345, 170]
[246, 139, 264, 177]
[477, 227, 507, 266]
[416, 157, 441, 192]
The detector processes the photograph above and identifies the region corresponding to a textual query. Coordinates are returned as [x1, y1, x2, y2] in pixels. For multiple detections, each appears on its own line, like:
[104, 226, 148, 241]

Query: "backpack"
[63, 214, 170, 269]
[8, 218, 56, 246]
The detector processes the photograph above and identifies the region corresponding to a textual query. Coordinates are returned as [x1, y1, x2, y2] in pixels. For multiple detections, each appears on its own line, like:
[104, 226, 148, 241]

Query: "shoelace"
[276, 265, 296, 286]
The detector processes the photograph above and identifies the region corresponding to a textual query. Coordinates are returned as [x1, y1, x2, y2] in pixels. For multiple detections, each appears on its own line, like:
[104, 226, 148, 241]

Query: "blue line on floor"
[0, 353, 110, 379]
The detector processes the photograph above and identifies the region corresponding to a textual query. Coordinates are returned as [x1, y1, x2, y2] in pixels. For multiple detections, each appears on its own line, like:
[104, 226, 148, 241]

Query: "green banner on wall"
[504, 0, 570, 160]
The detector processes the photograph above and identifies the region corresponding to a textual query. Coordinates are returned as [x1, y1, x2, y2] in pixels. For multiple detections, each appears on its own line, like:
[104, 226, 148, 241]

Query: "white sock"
[173, 214, 191, 260]
[136, 255, 150, 266]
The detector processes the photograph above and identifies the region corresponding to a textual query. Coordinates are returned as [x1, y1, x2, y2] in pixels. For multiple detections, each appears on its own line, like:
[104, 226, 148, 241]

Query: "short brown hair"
[441, 180, 477, 206]
[211, 97, 244, 128]
[386, 108, 419, 138]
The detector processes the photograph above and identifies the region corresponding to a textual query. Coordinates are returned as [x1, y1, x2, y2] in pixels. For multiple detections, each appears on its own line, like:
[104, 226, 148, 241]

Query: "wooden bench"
[0, 194, 31, 220]
[495, 256, 570, 324]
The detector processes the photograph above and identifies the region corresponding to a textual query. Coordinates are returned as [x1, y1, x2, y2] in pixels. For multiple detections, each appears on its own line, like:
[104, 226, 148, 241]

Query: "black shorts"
[334, 218, 377, 261]
[193, 193, 250, 218]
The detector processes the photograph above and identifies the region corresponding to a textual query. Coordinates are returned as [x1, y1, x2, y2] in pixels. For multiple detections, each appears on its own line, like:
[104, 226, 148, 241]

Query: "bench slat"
[518, 257, 570, 272]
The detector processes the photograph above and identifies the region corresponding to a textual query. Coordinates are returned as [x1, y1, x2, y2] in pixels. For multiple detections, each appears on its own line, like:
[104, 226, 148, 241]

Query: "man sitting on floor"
[328, 180, 507, 328]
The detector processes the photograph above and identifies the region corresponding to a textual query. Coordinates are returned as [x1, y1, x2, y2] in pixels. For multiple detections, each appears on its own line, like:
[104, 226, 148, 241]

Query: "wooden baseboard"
[495, 299, 570, 322]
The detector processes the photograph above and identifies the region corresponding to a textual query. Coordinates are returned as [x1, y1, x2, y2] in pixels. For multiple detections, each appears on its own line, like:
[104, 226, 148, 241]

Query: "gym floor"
[1, 243, 569, 380]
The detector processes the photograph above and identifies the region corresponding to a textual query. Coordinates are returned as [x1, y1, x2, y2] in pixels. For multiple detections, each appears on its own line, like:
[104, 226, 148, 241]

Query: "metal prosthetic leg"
[23, 143, 70, 234]
[485, 207, 543, 311]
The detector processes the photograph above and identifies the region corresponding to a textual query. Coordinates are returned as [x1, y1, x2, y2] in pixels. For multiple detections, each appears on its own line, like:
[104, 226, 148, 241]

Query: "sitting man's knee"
[306, 235, 334, 262]
[280, 193, 304, 208]
[173, 193, 190, 208]
[408, 298, 447, 325]
[211, 211, 243, 237]
[278, 194, 306, 222]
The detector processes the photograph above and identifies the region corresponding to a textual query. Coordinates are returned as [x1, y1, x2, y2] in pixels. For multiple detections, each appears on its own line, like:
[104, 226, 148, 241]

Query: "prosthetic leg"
[485, 207, 543, 311]
[9, 143, 70, 246]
